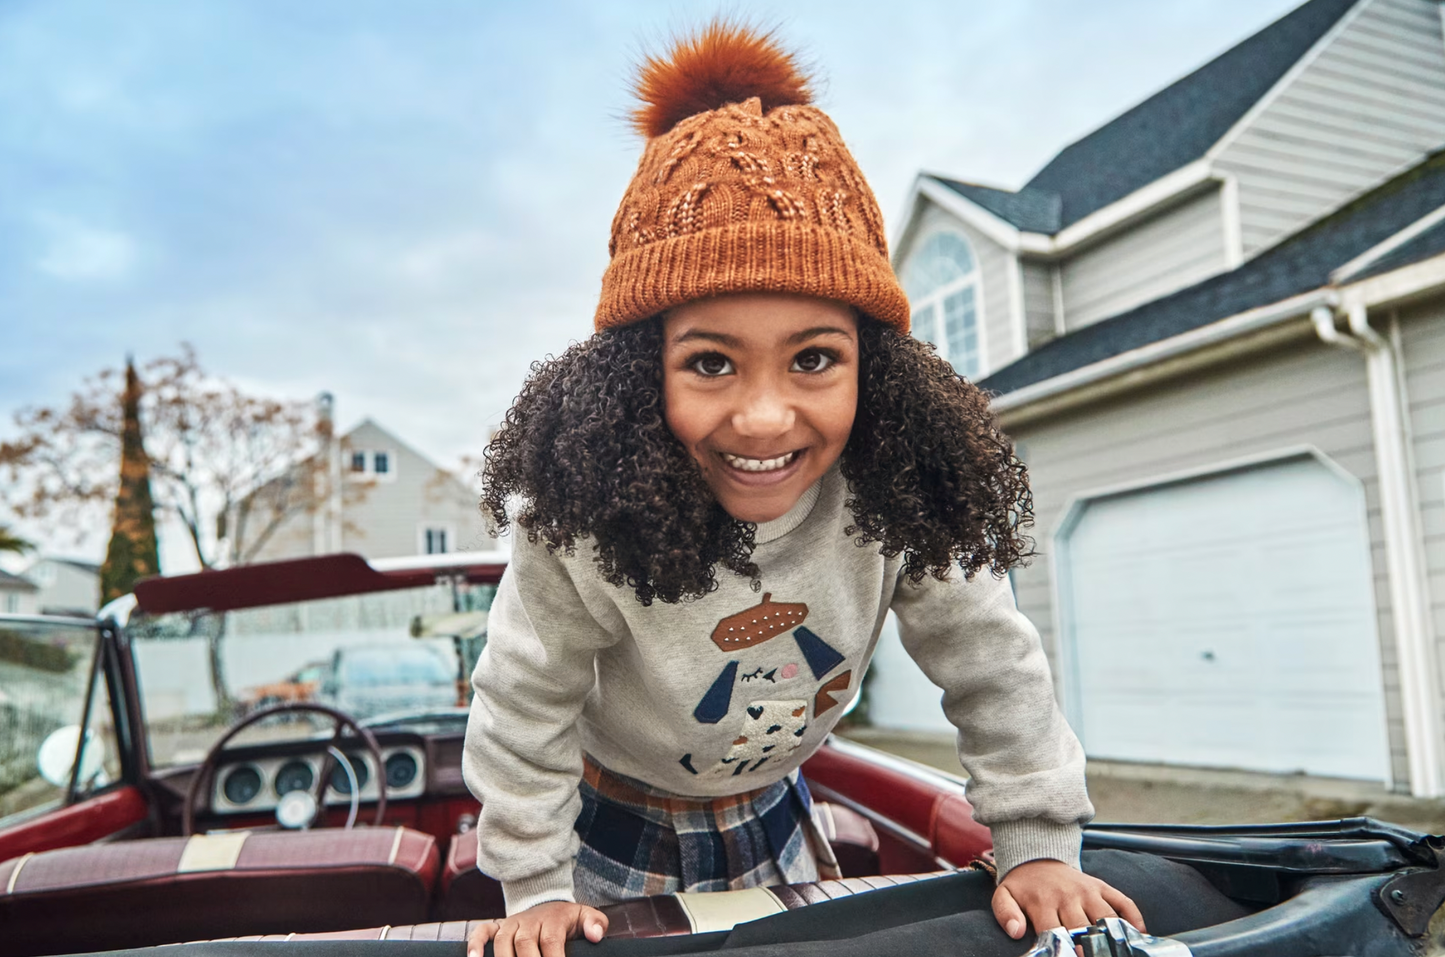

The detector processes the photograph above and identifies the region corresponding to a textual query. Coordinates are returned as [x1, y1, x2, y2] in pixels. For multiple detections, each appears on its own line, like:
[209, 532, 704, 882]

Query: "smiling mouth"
[720, 450, 801, 473]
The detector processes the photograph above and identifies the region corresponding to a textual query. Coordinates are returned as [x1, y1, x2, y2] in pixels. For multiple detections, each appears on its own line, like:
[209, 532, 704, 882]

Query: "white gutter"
[1311, 302, 1443, 798]
[991, 289, 1338, 415]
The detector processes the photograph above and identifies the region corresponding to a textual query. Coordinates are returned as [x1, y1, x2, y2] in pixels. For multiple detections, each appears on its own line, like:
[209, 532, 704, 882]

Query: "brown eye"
[692, 353, 734, 376]
[791, 349, 835, 373]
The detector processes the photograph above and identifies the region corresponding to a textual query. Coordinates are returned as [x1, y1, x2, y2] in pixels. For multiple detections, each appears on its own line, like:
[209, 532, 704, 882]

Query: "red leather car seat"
[436, 801, 881, 921]
[0, 826, 438, 957]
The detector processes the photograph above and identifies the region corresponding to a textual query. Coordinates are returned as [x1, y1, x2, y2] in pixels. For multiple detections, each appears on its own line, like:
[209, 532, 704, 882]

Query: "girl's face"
[662, 293, 859, 524]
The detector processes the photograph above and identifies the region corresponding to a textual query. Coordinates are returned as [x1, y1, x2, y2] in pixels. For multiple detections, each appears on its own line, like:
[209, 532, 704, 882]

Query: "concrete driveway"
[839, 727, 1445, 835]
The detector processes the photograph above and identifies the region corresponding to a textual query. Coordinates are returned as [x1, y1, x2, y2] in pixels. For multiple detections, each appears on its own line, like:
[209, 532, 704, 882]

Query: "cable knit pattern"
[596, 95, 910, 333]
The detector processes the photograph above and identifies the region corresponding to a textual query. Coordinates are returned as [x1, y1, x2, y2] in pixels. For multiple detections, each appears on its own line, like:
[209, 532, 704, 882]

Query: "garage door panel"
[1062, 456, 1388, 780]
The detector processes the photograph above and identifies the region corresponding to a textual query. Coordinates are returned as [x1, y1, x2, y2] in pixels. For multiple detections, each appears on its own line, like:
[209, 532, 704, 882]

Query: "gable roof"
[981, 149, 1445, 396]
[41, 557, 101, 575]
[1355, 218, 1445, 281]
[932, 178, 1062, 234]
[0, 568, 37, 592]
[934, 0, 1358, 233]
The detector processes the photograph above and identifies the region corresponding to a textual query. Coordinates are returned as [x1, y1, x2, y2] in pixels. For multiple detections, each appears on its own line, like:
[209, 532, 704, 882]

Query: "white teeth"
[722, 451, 798, 472]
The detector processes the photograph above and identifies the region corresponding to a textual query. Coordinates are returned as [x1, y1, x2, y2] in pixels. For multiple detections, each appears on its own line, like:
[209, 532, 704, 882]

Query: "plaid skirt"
[573, 756, 841, 905]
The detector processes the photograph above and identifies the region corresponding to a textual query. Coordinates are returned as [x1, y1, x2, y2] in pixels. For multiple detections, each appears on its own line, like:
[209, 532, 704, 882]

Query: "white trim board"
[1334, 204, 1445, 283]
[900, 162, 1218, 260]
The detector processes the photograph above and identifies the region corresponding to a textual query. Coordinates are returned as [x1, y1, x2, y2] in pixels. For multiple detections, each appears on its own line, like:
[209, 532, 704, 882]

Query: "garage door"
[1058, 455, 1388, 780]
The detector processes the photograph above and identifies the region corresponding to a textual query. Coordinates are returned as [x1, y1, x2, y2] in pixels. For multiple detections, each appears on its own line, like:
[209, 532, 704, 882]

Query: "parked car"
[239, 660, 328, 712]
[316, 642, 457, 721]
[0, 551, 1441, 957]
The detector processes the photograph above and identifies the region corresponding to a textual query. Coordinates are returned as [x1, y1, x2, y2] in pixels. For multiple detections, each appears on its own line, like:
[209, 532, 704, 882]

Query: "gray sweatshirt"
[463, 466, 1093, 914]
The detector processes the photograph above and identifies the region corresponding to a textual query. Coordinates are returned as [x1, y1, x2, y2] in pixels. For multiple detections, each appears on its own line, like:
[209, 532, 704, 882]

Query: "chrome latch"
[1023, 917, 1191, 956]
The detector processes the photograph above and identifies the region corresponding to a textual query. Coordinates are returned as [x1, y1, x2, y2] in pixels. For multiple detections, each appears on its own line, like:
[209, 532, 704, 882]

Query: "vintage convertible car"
[0, 551, 1441, 957]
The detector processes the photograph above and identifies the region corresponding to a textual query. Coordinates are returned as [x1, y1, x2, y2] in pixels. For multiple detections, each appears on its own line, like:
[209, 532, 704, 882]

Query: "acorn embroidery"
[710, 593, 808, 650]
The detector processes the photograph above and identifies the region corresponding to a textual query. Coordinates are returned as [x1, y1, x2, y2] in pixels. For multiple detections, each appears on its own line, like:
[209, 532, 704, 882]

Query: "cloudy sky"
[1, 0, 1303, 563]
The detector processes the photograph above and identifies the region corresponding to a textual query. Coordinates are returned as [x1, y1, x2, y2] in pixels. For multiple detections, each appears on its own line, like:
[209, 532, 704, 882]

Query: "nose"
[731, 380, 795, 439]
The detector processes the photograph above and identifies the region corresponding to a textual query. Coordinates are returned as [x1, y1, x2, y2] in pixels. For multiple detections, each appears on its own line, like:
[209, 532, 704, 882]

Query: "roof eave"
[901, 160, 1218, 261]
[992, 248, 1445, 429]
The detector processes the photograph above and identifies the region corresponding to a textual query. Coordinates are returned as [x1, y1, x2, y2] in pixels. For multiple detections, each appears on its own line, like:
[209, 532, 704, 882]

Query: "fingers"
[1100, 884, 1146, 932]
[578, 906, 610, 944]
[1058, 901, 1090, 934]
[991, 884, 1028, 940]
[494, 919, 517, 957]
[467, 919, 500, 957]
[536, 923, 567, 957]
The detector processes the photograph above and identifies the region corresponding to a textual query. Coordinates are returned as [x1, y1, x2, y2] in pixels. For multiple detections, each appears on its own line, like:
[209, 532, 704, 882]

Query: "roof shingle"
[980, 150, 1445, 396]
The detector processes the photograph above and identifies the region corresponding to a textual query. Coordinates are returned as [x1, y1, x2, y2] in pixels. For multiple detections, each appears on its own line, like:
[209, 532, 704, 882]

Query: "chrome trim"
[824, 735, 970, 794]
[368, 551, 509, 573]
[1024, 918, 1191, 957]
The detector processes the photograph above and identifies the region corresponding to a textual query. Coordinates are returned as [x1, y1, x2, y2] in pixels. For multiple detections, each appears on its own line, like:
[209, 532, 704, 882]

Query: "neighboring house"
[246, 419, 483, 563]
[0, 570, 38, 616]
[22, 558, 100, 617]
[876, 0, 1445, 797]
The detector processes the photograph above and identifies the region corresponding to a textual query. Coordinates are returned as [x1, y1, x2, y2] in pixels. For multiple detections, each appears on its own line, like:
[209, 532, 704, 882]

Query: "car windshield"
[122, 580, 491, 769]
[340, 646, 453, 687]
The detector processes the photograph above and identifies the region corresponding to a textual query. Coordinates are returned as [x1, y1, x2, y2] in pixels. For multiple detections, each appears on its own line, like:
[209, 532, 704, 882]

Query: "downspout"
[1311, 303, 1442, 797]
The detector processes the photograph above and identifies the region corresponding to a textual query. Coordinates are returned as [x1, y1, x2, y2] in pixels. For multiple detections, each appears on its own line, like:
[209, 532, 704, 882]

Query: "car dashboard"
[211, 743, 429, 814]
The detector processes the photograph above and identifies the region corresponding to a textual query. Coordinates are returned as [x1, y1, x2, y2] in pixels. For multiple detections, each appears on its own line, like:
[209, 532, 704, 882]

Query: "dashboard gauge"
[329, 754, 370, 794]
[385, 752, 419, 790]
[274, 760, 314, 796]
[222, 765, 263, 805]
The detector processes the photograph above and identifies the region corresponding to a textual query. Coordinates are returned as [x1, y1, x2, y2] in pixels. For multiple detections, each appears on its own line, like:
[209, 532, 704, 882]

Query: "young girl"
[464, 23, 1142, 957]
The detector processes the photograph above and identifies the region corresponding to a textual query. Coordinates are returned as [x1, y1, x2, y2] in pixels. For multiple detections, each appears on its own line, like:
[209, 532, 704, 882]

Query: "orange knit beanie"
[594, 22, 911, 334]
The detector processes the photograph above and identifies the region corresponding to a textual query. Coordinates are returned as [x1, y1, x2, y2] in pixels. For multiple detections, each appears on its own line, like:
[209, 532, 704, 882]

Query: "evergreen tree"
[99, 359, 160, 604]
[0, 525, 31, 555]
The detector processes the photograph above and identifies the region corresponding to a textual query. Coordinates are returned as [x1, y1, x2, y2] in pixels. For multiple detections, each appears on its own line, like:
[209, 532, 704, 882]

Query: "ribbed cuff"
[502, 861, 577, 915]
[988, 818, 1083, 880]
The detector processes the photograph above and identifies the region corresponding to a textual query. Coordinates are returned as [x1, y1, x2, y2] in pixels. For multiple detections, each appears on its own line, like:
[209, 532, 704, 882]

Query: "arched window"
[900, 231, 983, 378]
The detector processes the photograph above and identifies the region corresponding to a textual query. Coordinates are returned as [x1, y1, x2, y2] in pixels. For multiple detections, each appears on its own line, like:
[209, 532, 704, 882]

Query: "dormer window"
[345, 449, 398, 483]
[901, 231, 983, 379]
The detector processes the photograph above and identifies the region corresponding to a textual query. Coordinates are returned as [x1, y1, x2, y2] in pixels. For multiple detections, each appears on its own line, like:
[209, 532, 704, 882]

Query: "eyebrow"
[669, 325, 856, 348]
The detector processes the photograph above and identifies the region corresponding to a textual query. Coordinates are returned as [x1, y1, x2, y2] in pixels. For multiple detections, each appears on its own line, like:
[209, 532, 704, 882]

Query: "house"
[0, 569, 38, 616]
[21, 558, 100, 617]
[245, 419, 485, 563]
[874, 0, 1445, 797]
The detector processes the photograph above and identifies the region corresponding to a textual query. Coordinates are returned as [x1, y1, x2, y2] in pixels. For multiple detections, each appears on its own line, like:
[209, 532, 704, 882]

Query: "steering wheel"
[182, 701, 388, 836]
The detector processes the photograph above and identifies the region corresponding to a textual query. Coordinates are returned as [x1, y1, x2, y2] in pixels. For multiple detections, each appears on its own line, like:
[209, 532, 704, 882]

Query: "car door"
[0, 616, 148, 861]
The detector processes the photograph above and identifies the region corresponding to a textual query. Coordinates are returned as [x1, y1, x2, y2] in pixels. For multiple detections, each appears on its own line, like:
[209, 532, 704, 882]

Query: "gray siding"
[896, 202, 1021, 374]
[1399, 303, 1445, 746]
[1021, 259, 1058, 349]
[1214, 0, 1445, 257]
[1004, 340, 1407, 786]
[1059, 187, 1229, 330]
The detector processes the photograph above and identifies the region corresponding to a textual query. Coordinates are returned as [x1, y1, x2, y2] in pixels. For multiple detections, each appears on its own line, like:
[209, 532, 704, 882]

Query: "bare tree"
[0, 344, 363, 571]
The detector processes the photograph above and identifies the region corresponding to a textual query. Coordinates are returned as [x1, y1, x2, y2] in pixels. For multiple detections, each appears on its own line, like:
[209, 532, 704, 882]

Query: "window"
[0, 618, 121, 828]
[900, 231, 983, 378]
[345, 449, 398, 482]
[4, 593, 17, 614]
[421, 525, 451, 555]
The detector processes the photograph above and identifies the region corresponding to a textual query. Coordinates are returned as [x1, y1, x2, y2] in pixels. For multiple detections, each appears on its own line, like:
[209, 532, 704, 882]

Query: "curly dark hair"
[481, 316, 1033, 605]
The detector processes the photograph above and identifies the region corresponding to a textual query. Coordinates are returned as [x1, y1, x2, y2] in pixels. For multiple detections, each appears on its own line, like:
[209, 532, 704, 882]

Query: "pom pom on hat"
[631, 20, 813, 139]
[598, 19, 911, 335]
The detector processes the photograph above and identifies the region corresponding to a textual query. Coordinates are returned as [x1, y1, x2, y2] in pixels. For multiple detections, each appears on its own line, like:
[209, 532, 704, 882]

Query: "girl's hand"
[466, 901, 609, 957]
[991, 859, 1144, 941]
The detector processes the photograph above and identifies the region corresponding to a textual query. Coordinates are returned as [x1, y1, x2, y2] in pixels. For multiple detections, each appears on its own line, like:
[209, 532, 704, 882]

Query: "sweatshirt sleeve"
[463, 535, 621, 914]
[889, 567, 1093, 878]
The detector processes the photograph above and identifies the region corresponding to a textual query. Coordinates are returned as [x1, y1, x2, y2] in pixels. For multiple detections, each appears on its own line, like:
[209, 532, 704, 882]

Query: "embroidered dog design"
[701, 699, 808, 779]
